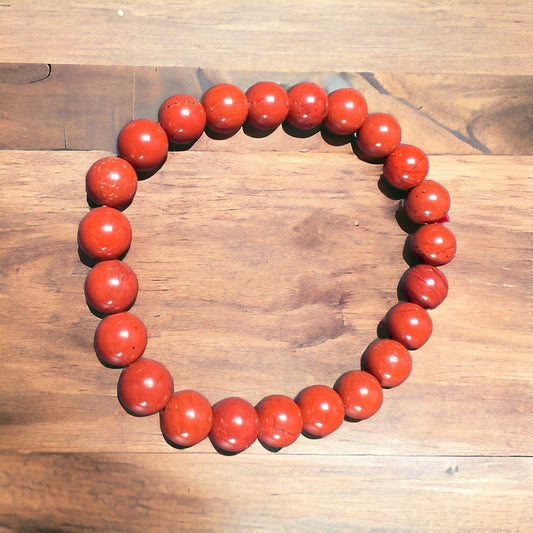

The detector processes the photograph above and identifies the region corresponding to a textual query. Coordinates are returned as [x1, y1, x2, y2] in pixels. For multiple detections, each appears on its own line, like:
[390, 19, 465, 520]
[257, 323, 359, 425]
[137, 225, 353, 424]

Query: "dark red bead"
[361, 339, 412, 388]
[295, 385, 344, 437]
[256, 395, 303, 448]
[158, 94, 206, 144]
[411, 223, 457, 266]
[201, 84, 249, 135]
[383, 144, 429, 189]
[356, 113, 401, 158]
[246, 81, 289, 130]
[334, 370, 383, 420]
[405, 180, 451, 223]
[286, 82, 328, 130]
[324, 88, 367, 136]
[401, 264, 449, 309]
[384, 302, 432, 350]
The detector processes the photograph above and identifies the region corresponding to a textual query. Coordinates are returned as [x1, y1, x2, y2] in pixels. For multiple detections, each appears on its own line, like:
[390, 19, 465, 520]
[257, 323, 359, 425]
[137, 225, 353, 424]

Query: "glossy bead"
[117, 119, 168, 171]
[286, 82, 328, 130]
[405, 180, 451, 223]
[334, 370, 383, 420]
[385, 302, 432, 350]
[324, 88, 367, 136]
[78, 206, 132, 261]
[411, 223, 457, 266]
[85, 156, 138, 209]
[158, 94, 206, 144]
[84, 260, 138, 315]
[201, 84, 249, 135]
[117, 358, 173, 416]
[295, 385, 344, 438]
[94, 312, 147, 367]
[160, 390, 213, 448]
[361, 339, 412, 388]
[401, 264, 449, 309]
[356, 113, 401, 158]
[383, 144, 429, 189]
[209, 397, 259, 453]
[256, 395, 303, 448]
[246, 81, 289, 130]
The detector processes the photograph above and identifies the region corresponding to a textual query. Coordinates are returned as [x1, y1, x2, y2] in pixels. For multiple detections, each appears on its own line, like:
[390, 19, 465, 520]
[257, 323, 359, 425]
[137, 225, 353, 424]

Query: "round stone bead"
[286, 82, 328, 130]
[94, 312, 147, 367]
[84, 260, 138, 315]
[401, 264, 449, 309]
[361, 339, 412, 388]
[405, 180, 451, 223]
[256, 395, 303, 449]
[117, 358, 173, 416]
[85, 156, 138, 209]
[78, 206, 132, 261]
[209, 397, 259, 453]
[201, 84, 249, 135]
[356, 113, 401, 158]
[334, 370, 383, 420]
[117, 119, 168, 171]
[383, 144, 429, 189]
[160, 390, 213, 448]
[411, 223, 457, 266]
[295, 385, 345, 438]
[324, 88, 367, 136]
[385, 302, 433, 350]
[158, 94, 207, 144]
[246, 81, 289, 130]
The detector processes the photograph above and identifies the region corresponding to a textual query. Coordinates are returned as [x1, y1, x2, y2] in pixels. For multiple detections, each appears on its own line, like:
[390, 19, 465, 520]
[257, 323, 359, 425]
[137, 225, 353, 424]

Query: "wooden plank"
[0, 1, 532, 75]
[0, 150, 531, 457]
[1, 64, 532, 154]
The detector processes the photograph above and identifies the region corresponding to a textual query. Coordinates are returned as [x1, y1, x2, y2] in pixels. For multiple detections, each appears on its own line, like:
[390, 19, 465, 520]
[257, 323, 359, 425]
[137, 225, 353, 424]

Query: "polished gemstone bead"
[117, 358, 173, 416]
[158, 94, 206, 144]
[334, 370, 383, 420]
[256, 395, 303, 448]
[286, 82, 328, 130]
[361, 339, 412, 388]
[160, 390, 213, 447]
[401, 264, 449, 309]
[383, 144, 429, 189]
[356, 113, 401, 158]
[78, 206, 132, 261]
[295, 385, 344, 437]
[246, 81, 289, 130]
[94, 312, 147, 367]
[201, 84, 249, 135]
[324, 88, 367, 136]
[85, 156, 138, 209]
[405, 180, 451, 223]
[384, 302, 432, 350]
[411, 223, 457, 266]
[209, 397, 259, 453]
[84, 260, 138, 315]
[117, 119, 168, 171]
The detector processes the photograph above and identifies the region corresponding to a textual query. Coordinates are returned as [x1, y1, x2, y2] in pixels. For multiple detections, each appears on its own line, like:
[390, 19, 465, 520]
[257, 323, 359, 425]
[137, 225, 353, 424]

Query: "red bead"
[117, 119, 168, 171]
[286, 82, 328, 130]
[383, 144, 429, 189]
[411, 223, 457, 266]
[405, 180, 451, 223]
[78, 206, 132, 261]
[334, 370, 383, 420]
[209, 397, 259, 453]
[84, 260, 138, 315]
[158, 94, 206, 144]
[401, 264, 448, 309]
[361, 339, 412, 388]
[160, 390, 213, 447]
[385, 302, 432, 350]
[295, 385, 344, 438]
[246, 81, 289, 130]
[255, 395, 303, 448]
[201, 84, 249, 135]
[94, 312, 147, 367]
[117, 358, 173, 416]
[324, 88, 367, 136]
[85, 156, 137, 209]
[356, 113, 401, 158]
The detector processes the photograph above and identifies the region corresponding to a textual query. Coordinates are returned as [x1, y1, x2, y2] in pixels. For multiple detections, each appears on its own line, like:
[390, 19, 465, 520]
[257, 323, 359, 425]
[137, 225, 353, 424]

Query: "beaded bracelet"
[78, 81, 456, 454]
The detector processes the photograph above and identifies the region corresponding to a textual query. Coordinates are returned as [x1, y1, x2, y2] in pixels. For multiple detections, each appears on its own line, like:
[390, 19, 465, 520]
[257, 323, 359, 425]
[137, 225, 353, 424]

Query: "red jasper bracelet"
[78, 80, 456, 454]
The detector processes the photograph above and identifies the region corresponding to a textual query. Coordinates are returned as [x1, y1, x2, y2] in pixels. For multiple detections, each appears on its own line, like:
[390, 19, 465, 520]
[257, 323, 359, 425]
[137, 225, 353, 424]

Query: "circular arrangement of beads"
[78, 81, 456, 454]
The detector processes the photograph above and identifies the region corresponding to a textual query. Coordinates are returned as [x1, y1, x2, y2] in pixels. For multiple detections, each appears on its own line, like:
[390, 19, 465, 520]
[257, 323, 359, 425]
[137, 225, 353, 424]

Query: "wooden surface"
[0, 2, 532, 532]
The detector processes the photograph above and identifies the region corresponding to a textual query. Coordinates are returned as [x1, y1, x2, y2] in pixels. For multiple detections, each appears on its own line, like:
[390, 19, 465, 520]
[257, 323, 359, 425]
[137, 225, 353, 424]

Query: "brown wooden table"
[1, 2, 532, 531]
